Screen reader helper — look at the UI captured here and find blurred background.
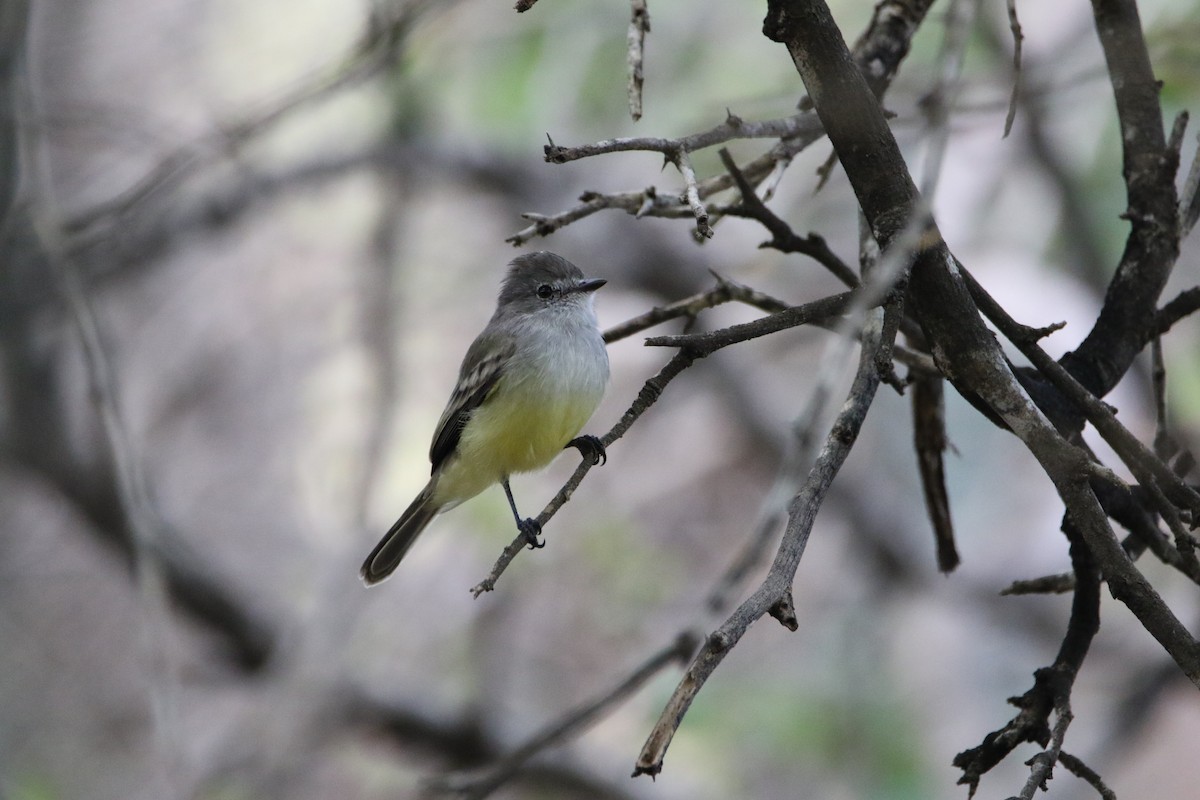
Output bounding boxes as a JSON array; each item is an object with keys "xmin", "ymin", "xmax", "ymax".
[{"xmin": 2, "ymin": 0, "xmax": 1199, "ymax": 798}]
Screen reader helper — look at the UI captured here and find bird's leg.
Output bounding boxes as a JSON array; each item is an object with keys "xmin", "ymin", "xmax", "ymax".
[
  {"xmin": 502, "ymin": 478, "xmax": 543, "ymax": 549},
  {"xmin": 566, "ymin": 435, "xmax": 607, "ymax": 466}
]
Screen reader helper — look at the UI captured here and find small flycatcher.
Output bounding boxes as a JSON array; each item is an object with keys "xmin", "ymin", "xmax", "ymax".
[{"xmin": 361, "ymin": 252, "xmax": 610, "ymax": 585}]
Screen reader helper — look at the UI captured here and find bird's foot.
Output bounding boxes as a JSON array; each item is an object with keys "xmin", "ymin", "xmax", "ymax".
[
  {"xmin": 566, "ymin": 435, "xmax": 607, "ymax": 466},
  {"xmin": 518, "ymin": 517, "xmax": 544, "ymax": 550}
]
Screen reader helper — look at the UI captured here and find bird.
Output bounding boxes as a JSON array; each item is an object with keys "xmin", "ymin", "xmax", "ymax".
[{"xmin": 360, "ymin": 251, "xmax": 610, "ymax": 585}]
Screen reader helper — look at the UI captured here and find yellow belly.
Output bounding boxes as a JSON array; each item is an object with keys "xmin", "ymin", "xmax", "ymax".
[{"xmin": 432, "ymin": 380, "xmax": 601, "ymax": 507}]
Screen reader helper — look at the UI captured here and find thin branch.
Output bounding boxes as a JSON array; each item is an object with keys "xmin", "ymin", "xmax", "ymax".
[
  {"xmin": 1150, "ymin": 337, "xmax": 1173, "ymax": 460},
  {"xmin": 636, "ymin": 204, "xmax": 921, "ymax": 775},
  {"xmin": 19, "ymin": 45, "xmax": 276, "ymax": 677},
  {"xmin": 1058, "ymin": 752, "xmax": 1119, "ymax": 800},
  {"xmin": 531, "ymin": 116, "xmax": 821, "ymax": 245},
  {"xmin": 1002, "ymin": 0, "xmax": 1025, "ymax": 137},
  {"xmin": 1002, "ymin": 573, "xmax": 1076, "ymax": 596},
  {"xmin": 915, "ymin": 0, "xmax": 976, "ymax": 198},
  {"xmin": 1154, "ymin": 286, "xmax": 1200, "ymax": 335},
  {"xmin": 912, "ymin": 371, "xmax": 959, "ymax": 571},
  {"xmin": 893, "ymin": 0, "xmax": 978, "ymax": 573},
  {"xmin": 343, "ymin": 684, "xmax": 646, "ymax": 800},
  {"xmin": 1100, "ymin": 480, "xmax": 1200, "ymax": 584},
  {"xmin": 427, "ymin": 633, "xmax": 696, "ymax": 799},
  {"xmin": 471, "ymin": 350, "xmax": 696, "ymax": 596},
  {"xmin": 508, "ymin": 190, "xmax": 627, "ymax": 245},
  {"xmin": 1017, "ymin": 701, "xmax": 1074, "ymax": 800},
  {"xmin": 673, "ymin": 147, "xmax": 712, "ymax": 238},
  {"xmin": 601, "ymin": 272, "xmax": 788, "ymax": 344},
  {"xmin": 635, "ymin": 300, "xmax": 892, "ymax": 777},
  {"xmin": 962, "ymin": 267, "xmax": 1200, "ymax": 522},
  {"xmin": 644, "ymin": 291, "xmax": 855, "ymax": 355},
  {"xmin": 542, "ymin": 113, "xmax": 819, "ymax": 165},
  {"xmin": 717, "ymin": 147, "xmax": 860, "ymax": 287},
  {"xmin": 626, "ymin": 0, "xmax": 650, "ymax": 122},
  {"xmin": 1179, "ymin": 130, "xmax": 1200, "ymax": 238}
]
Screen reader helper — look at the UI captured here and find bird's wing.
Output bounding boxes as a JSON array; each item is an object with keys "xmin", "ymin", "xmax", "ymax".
[{"xmin": 428, "ymin": 332, "xmax": 516, "ymax": 472}]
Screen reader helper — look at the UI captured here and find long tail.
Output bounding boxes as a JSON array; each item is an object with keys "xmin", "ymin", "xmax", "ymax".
[{"xmin": 360, "ymin": 482, "xmax": 440, "ymax": 585}]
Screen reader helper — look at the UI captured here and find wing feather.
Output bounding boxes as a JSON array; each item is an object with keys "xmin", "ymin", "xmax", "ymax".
[{"xmin": 428, "ymin": 333, "xmax": 515, "ymax": 472}]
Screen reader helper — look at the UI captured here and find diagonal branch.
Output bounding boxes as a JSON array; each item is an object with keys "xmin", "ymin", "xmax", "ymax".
[
  {"xmin": 635, "ymin": 298, "xmax": 892, "ymax": 777},
  {"xmin": 427, "ymin": 633, "xmax": 696, "ymax": 799},
  {"xmin": 717, "ymin": 146, "xmax": 860, "ymax": 287},
  {"xmin": 961, "ymin": 267, "xmax": 1200, "ymax": 521}
]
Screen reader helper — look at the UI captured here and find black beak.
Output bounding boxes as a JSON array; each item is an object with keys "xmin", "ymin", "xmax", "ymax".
[{"xmin": 574, "ymin": 278, "xmax": 606, "ymax": 293}]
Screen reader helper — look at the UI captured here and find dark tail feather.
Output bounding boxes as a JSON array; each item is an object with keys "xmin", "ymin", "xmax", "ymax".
[{"xmin": 360, "ymin": 484, "xmax": 439, "ymax": 585}]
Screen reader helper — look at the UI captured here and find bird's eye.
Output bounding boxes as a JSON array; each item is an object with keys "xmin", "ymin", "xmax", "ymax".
[{"xmin": 536, "ymin": 284, "xmax": 554, "ymax": 299}]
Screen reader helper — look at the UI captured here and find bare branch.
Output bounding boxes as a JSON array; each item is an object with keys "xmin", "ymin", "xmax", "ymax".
[
  {"xmin": 627, "ymin": 0, "xmax": 650, "ymax": 122},
  {"xmin": 1059, "ymin": 752, "xmax": 1119, "ymax": 800},
  {"xmin": 956, "ymin": 524, "xmax": 1100, "ymax": 796},
  {"xmin": 635, "ymin": 300, "xmax": 892, "ymax": 777},
  {"xmin": 601, "ymin": 273, "xmax": 788, "ymax": 344},
  {"xmin": 1179, "ymin": 129, "xmax": 1200, "ymax": 238},
  {"xmin": 427, "ymin": 633, "xmax": 696, "ymax": 799},
  {"xmin": 717, "ymin": 147, "xmax": 860, "ymax": 287},
  {"xmin": 1002, "ymin": 573, "xmax": 1076, "ymax": 596},
  {"xmin": 28, "ymin": 206, "xmax": 187, "ymax": 764},
  {"xmin": 1155, "ymin": 286, "xmax": 1200, "ymax": 335},
  {"xmin": 673, "ymin": 147, "xmax": 712, "ymax": 238},
  {"xmin": 343, "ymin": 683, "xmax": 646, "ymax": 800},
  {"xmin": 912, "ymin": 372, "xmax": 959, "ymax": 572},
  {"xmin": 1002, "ymin": 0, "xmax": 1025, "ymax": 137},
  {"xmin": 763, "ymin": 0, "xmax": 1200, "ymax": 693},
  {"xmin": 512, "ymin": 0, "xmax": 937, "ymax": 244},
  {"xmin": 542, "ymin": 113, "xmax": 819, "ymax": 164},
  {"xmin": 1017, "ymin": 700, "xmax": 1074, "ymax": 800},
  {"xmin": 962, "ymin": 268, "xmax": 1200, "ymax": 522},
  {"xmin": 1060, "ymin": 0, "xmax": 1181, "ymax": 397},
  {"xmin": 645, "ymin": 291, "xmax": 854, "ymax": 355},
  {"xmin": 915, "ymin": 0, "xmax": 977, "ymax": 197}
]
